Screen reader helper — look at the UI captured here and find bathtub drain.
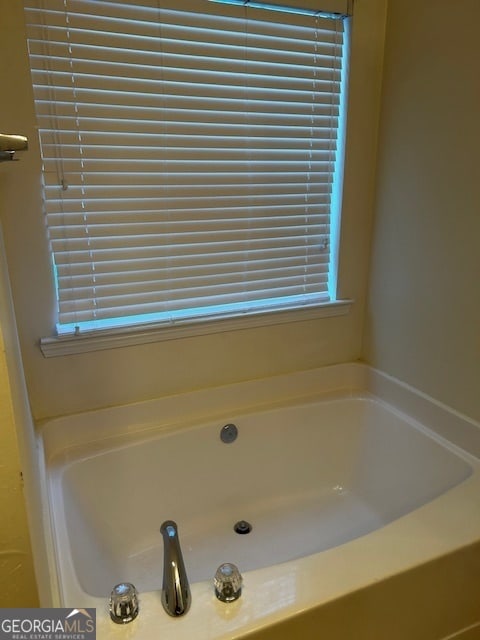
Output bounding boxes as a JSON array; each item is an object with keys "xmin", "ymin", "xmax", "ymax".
[{"xmin": 234, "ymin": 520, "xmax": 252, "ymax": 535}]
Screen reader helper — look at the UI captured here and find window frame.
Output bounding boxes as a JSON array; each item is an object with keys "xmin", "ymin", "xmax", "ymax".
[{"xmin": 22, "ymin": 0, "xmax": 356, "ymax": 356}]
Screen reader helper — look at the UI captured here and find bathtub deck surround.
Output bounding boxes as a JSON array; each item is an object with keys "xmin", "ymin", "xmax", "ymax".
[{"xmin": 35, "ymin": 363, "xmax": 480, "ymax": 640}]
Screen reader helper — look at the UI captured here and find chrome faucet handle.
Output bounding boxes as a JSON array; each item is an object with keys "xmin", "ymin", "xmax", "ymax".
[
  {"xmin": 109, "ymin": 582, "xmax": 139, "ymax": 624},
  {"xmin": 214, "ymin": 563, "xmax": 243, "ymax": 602}
]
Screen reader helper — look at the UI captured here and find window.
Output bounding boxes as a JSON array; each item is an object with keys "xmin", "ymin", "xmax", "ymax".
[{"xmin": 23, "ymin": 0, "xmax": 351, "ymax": 341}]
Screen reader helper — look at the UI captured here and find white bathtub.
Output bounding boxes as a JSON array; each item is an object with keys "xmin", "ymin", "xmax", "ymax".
[{"xmin": 38, "ymin": 364, "xmax": 480, "ymax": 639}]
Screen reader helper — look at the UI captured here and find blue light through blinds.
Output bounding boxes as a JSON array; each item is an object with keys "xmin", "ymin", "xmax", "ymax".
[{"xmin": 24, "ymin": 0, "xmax": 348, "ymax": 336}]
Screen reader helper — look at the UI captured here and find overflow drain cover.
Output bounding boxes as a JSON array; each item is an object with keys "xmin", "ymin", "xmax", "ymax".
[
  {"xmin": 220, "ymin": 423, "xmax": 238, "ymax": 444},
  {"xmin": 234, "ymin": 520, "xmax": 252, "ymax": 535}
]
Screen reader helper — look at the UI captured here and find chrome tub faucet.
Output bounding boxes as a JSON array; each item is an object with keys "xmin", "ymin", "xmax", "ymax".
[{"xmin": 160, "ymin": 520, "xmax": 191, "ymax": 616}]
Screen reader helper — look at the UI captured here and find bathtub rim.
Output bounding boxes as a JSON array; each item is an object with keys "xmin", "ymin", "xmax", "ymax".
[{"xmin": 37, "ymin": 362, "xmax": 480, "ymax": 465}]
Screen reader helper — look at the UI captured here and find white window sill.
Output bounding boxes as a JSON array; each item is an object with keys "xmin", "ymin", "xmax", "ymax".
[{"xmin": 39, "ymin": 299, "xmax": 353, "ymax": 358}]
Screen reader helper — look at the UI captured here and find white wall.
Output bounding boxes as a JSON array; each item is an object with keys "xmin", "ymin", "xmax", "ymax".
[
  {"xmin": 0, "ymin": 1, "xmax": 387, "ymax": 420},
  {"xmin": 364, "ymin": 0, "xmax": 480, "ymax": 421}
]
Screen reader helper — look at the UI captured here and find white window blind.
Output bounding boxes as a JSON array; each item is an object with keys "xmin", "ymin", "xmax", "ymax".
[{"xmin": 23, "ymin": 0, "xmax": 349, "ymax": 337}]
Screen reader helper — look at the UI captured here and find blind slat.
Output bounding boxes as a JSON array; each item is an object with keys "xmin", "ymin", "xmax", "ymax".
[
  {"xmin": 57, "ymin": 246, "xmax": 328, "ymax": 278},
  {"xmin": 52, "ymin": 236, "xmax": 330, "ymax": 267}
]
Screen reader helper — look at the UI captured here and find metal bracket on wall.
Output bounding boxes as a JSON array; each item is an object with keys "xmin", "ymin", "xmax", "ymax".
[{"xmin": 0, "ymin": 133, "xmax": 28, "ymax": 162}]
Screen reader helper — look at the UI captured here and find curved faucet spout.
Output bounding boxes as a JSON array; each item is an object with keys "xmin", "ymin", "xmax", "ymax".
[{"xmin": 160, "ymin": 520, "xmax": 191, "ymax": 616}]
